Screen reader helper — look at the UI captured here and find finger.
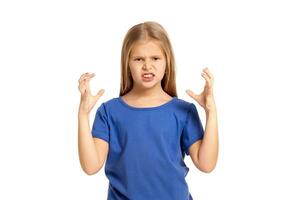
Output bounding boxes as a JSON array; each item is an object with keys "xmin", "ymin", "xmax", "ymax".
[
  {"xmin": 79, "ymin": 75, "xmax": 94, "ymax": 90},
  {"xmin": 79, "ymin": 77, "xmax": 88, "ymax": 90},
  {"xmin": 202, "ymin": 72, "xmax": 212, "ymax": 88},
  {"xmin": 84, "ymin": 78, "xmax": 92, "ymax": 93},
  {"xmin": 84, "ymin": 74, "xmax": 95, "ymax": 85},
  {"xmin": 202, "ymin": 68, "xmax": 211, "ymax": 79},
  {"xmin": 84, "ymin": 73, "xmax": 96, "ymax": 92},
  {"xmin": 81, "ymin": 73, "xmax": 95, "ymax": 82},
  {"xmin": 78, "ymin": 72, "xmax": 89, "ymax": 83},
  {"xmin": 203, "ymin": 67, "xmax": 214, "ymax": 79},
  {"xmin": 79, "ymin": 72, "xmax": 89, "ymax": 79},
  {"xmin": 185, "ymin": 89, "xmax": 198, "ymax": 100},
  {"xmin": 95, "ymin": 89, "xmax": 105, "ymax": 99},
  {"xmin": 201, "ymin": 72, "xmax": 212, "ymax": 88},
  {"xmin": 78, "ymin": 73, "xmax": 95, "ymax": 83}
]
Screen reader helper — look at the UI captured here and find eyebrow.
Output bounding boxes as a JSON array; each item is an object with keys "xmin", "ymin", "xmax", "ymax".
[{"xmin": 131, "ymin": 55, "xmax": 162, "ymax": 58}]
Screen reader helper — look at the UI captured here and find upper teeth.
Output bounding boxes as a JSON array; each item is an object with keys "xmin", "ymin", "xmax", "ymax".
[{"xmin": 143, "ymin": 74, "xmax": 153, "ymax": 77}]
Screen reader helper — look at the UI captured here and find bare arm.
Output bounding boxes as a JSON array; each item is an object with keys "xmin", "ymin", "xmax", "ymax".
[
  {"xmin": 77, "ymin": 72, "xmax": 107, "ymax": 175},
  {"xmin": 189, "ymin": 109, "xmax": 218, "ymax": 173},
  {"xmin": 198, "ymin": 109, "xmax": 218, "ymax": 172},
  {"xmin": 186, "ymin": 67, "xmax": 219, "ymax": 173},
  {"xmin": 78, "ymin": 112, "xmax": 108, "ymax": 175}
]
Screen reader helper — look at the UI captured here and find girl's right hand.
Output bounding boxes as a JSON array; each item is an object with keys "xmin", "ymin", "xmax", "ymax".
[{"xmin": 78, "ymin": 72, "xmax": 105, "ymax": 115}]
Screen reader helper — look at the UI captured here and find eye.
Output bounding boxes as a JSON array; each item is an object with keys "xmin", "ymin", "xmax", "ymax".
[
  {"xmin": 153, "ymin": 57, "xmax": 160, "ymax": 61},
  {"xmin": 134, "ymin": 58, "xmax": 142, "ymax": 61}
]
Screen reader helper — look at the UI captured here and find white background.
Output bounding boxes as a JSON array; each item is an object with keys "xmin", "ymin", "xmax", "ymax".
[{"xmin": 1, "ymin": 0, "xmax": 299, "ymax": 199}]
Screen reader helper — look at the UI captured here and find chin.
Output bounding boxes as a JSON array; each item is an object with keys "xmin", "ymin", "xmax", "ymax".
[{"xmin": 139, "ymin": 80, "xmax": 160, "ymax": 88}]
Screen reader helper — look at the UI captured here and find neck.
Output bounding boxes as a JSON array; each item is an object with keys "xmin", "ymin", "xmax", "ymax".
[{"xmin": 129, "ymin": 83, "xmax": 165, "ymax": 99}]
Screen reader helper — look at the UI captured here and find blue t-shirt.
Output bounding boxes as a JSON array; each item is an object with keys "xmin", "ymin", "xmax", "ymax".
[{"xmin": 91, "ymin": 96, "xmax": 204, "ymax": 200}]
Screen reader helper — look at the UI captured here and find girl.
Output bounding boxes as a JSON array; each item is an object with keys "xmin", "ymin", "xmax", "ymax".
[{"xmin": 78, "ymin": 21, "xmax": 218, "ymax": 200}]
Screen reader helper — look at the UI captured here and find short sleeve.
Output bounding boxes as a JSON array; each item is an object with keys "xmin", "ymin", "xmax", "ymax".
[
  {"xmin": 91, "ymin": 103, "xmax": 110, "ymax": 143},
  {"xmin": 181, "ymin": 103, "xmax": 204, "ymax": 156}
]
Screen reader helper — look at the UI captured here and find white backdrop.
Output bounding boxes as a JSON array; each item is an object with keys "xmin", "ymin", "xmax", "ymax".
[{"xmin": 0, "ymin": 0, "xmax": 299, "ymax": 199}]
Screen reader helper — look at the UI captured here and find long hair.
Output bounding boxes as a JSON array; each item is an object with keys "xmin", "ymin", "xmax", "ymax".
[{"xmin": 119, "ymin": 21, "xmax": 178, "ymax": 97}]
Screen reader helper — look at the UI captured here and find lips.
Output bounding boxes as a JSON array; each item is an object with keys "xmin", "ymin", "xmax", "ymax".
[{"xmin": 141, "ymin": 73, "xmax": 155, "ymax": 78}]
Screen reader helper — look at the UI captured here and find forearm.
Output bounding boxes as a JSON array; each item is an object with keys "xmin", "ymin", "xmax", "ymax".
[
  {"xmin": 78, "ymin": 111, "xmax": 100, "ymax": 174},
  {"xmin": 198, "ymin": 109, "xmax": 219, "ymax": 172}
]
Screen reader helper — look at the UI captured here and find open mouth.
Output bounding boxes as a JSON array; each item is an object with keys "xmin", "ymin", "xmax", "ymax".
[
  {"xmin": 141, "ymin": 73, "xmax": 155, "ymax": 81},
  {"xmin": 142, "ymin": 73, "xmax": 155, "ymax": 78}
]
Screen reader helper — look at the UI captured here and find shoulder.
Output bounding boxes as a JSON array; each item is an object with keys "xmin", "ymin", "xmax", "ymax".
[
  {"xmin": 173, "ymin": 97, "xmax": 194, "ymax": 111},
  {"xmin": 170, "ymin": 97, "xmax": 197, "ymax": 120},
  {"xmin": 101, "ymin": 97, "xmax": 119, "ymax": 106},
  {"xmin": 95, "ymin": 97, "xmax": 119, "ymax": 113}
]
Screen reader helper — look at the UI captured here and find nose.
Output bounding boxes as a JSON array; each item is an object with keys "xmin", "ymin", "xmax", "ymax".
[{"xmin": 142, "ymin": 59, "xmax": 152, "ymax": 70}]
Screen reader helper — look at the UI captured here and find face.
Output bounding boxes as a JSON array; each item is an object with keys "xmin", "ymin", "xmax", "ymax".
[{"xmin": 128, "ymin": 40, "xmax": 167, "ymax": 90}]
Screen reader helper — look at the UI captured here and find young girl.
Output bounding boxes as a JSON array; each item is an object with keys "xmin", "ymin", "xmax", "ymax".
[{"xmin": 78, "ymin": 21, "xmax": 218, "ymax": 200}]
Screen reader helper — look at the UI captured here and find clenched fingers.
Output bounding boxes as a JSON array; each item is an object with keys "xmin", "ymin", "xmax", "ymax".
[
  {"xmin": 78, "ymin": 73, "xmax": 95, "ymax": 83},
  {"xmin": 78, "ymin": 72, "xmax": 89, "ymax": 83},
  {"xmin": 83, "ymin": 74, "xmax": 96, "ymax": 93},
  {"xmin": 203, "ymin": 67, "xmax": 214, "ymax": 80}
]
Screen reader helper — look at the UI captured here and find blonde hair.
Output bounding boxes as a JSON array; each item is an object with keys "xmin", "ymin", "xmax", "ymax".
[{"xmin": 119, "ymin": 21, "xmax": 178, "ymax": 97}]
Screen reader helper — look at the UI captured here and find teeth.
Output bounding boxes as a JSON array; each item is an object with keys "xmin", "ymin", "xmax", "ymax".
[{"xmin": 143, "ymin": 74, "xmax": 154, "ymax": 78}]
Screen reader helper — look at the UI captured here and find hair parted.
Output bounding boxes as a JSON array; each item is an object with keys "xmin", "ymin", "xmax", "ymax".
[{"xmin": 119, "ymin": 21, "xmax": 177, "ymax": 97}]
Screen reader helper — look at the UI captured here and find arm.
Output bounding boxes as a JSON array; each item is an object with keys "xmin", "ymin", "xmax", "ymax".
[
  {"xmin": 186, "ymin": 67, "xmax": 219, "ymax": 173},
  {"xmin": 189, "ymin": 109, "xmax": 218, "ymax": 173},
  {"xmin": 78, "ymin": 112, "xmax": 108, "ymax": 175},
  {"xmin": 77, "ymin": 72, "xmax": 108, "ymax": 175}
]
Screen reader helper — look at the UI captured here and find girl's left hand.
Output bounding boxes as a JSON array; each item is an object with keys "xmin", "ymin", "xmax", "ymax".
[{"xmin": 186, "ymin": 67, "xmax": 216, "ymax": 113}]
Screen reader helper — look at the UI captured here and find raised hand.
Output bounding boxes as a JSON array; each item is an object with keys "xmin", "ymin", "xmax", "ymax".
[
  {"xmin": 78, "ymin": 72, "xmax": 105, "ymax": 115},
  {"xmin": 186, "ymin": 67, "xmax": 216, "ymax": 113}
]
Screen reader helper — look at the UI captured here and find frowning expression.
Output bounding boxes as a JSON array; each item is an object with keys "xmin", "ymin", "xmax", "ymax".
[{"xmin": 129, "ymin": 40, "xmax": 166, "ymax": 88}]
